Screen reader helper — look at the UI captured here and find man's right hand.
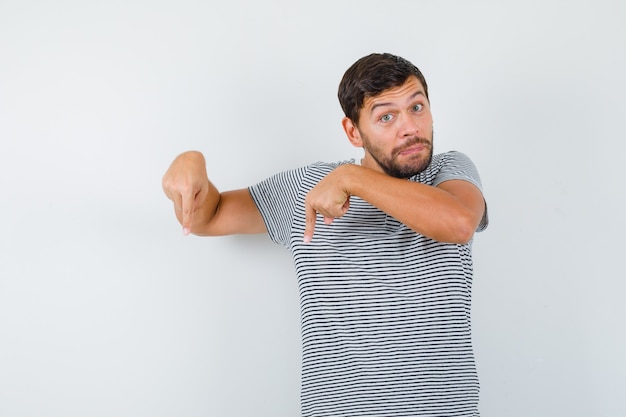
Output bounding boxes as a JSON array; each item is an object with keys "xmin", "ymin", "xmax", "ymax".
[{"xmin": 162, "ymin": 151, "xmax": 210, "ymax": 235}]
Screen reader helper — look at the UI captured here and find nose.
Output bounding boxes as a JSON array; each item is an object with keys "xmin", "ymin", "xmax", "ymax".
[{"xmin": 399, "ymin": 113, "xmax": 419, "ymax": 137}]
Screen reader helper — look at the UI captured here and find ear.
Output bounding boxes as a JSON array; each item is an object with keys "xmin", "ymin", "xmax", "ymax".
[{"xmin": 341, "ymin": 117, "xmax": 363, "ymax": 148}]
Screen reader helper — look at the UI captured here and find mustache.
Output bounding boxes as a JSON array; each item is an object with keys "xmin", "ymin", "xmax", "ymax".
[{"xmin": 393, "ymin": 137, "xmax": 431, "ymax": 154}]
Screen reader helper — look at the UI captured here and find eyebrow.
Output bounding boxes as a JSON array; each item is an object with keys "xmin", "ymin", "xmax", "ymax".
[{"xmin": 369, "ymin": 90, "xmax": 426, "ymax": 113}]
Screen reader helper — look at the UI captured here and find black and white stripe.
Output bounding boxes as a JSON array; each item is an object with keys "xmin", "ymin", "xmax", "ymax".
[{"xmin": 249, "ymin": 151, "xmax": 487, "ymax": 417}]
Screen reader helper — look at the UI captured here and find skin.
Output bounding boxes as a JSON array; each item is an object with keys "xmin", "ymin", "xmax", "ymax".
[{"xmin": 162, "ymin": 76, "xmax": 485, "ymax": 244}]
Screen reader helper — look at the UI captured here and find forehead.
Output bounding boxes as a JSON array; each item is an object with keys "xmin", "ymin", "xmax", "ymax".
[{"xmin": 362, "ymin": 76, "xmax": 426, "ymax": 111}]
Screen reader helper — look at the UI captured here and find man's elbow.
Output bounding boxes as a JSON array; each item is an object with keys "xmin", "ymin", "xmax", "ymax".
[
  {"xmin": 452, "ymin": 227, "xmax": 475, "ymax": 245},
  {"xmin": 409, "ymin": 210, "xmax": 478, "ymax": 244},
  {"xmin": 450, "ymin": 213, "xmax": 477, "ymax": 244},
  {"xmin": 413, "ymin": 220, "xmax": 475, "ymax": 245}
]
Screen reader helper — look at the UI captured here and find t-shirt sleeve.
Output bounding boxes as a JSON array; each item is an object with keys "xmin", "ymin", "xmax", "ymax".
[
  {"xmin": 248, "ymin": 166, "xmax": 307, "ymax": 247},
  {"xmin": 432, "ymin": 151, "xmax": 489, "ymax": 232}
]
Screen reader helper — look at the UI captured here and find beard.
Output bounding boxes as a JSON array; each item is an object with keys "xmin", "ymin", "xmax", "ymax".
[{"xmin": 361, "ymin": 131, "xmax": 434, "ymax": 179}]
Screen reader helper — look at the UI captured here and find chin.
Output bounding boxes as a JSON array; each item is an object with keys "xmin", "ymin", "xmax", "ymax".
[{"xmin": 386, "ymin": 155, "xmax": 432, "ymax": 178}]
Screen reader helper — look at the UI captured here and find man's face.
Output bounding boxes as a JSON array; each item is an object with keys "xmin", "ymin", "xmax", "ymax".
[{"xmin": 346, "ymin": 76, "xmax": 434, "ymax": 178}]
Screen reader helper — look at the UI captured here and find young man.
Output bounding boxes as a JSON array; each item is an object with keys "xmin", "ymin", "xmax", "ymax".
[{"xmin": 163, "ymin": 53, "xmax": 488, "ymax": 416}]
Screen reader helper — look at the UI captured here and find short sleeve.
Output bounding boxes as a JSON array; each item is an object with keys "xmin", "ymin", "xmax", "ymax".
[{"xmin": 432, "ymin": 151, "xmax": 488, "ymax": 232}]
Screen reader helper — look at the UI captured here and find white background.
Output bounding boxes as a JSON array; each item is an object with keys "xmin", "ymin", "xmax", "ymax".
[{"xmin": 1, "ymin": 1, "xmax": 625, "ymax": 416}]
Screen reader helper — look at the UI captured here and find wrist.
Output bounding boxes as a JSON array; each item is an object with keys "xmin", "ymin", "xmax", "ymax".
[{"xmin": 339, "ymin": 163, "xmax": 362, "ymax": 196}]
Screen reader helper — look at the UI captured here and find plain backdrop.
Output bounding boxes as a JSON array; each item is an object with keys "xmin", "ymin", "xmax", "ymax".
[{"xmin": 1, "ymin": 1, "xmax": 625, "ymax": 416}]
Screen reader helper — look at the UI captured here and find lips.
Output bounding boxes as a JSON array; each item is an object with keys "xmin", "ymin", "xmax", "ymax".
[
  {"xmin": 399, "ymin": 144, "xmax": 425, "ymax": 155},
  {"xmin": 396, "ymin": 139, "xmax": 430, "ymax": 156}
]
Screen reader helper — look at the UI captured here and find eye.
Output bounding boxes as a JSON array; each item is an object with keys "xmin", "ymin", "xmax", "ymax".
[
  {"xmin": 380, "ymin": 113, "xmax": 393, "ymax": 122},
  {"xmin": 412, "ymin": 103, "xmax": 424, "ymax": 112}
]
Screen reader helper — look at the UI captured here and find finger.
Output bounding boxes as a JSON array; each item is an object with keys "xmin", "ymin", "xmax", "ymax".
[
  {"xmin": 171, "ymin": 194, "xmax": 183, "ymax": 218},
  {"xmin": 303, "ymin": 204, "xmax": 317, "ymax": 243},
  {"xmin": 181, "ymin": 190, "xmax": 195, "ymax": 235}
]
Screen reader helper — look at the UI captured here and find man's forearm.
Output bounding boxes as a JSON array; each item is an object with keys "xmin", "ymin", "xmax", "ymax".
[{"xmin": 339, "ymin": 164, "xmax": 482, "ymax": 244}]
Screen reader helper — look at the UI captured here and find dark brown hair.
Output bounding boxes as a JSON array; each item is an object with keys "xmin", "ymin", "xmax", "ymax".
[{"xmin": 338, "ymin": 53, "xmax": 429, "ymax": 124}]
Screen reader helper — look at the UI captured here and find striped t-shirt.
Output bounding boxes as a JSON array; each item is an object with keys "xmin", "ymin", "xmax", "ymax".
[{"xmin": 248, "ymin": 151, "xmax": 488, "ymax": 417}]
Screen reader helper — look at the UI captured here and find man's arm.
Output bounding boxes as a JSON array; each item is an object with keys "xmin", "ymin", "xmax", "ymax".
[
  {"xmin": 162, "ymin": 151, "xmax": 266, "ymax": 236},
  {"xmin": 304, "ymin": 164, "xmax": 485, "ymax": 244}
]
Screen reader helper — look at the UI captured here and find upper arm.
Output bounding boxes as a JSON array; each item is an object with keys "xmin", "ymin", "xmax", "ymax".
[
  {"xmin": 436, "ymin": 179, "xmax": 486, "ymax": 232},
  {"xmin": 198, "ymin": 188, "xmax": 267, "ymax": 236}
]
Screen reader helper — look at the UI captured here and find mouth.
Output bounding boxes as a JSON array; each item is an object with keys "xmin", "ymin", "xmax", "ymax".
[
  {"xmin": 399, "ymin": 144, "xmax": 425, "ymax": 155},
  {"xmin": 396, "ymin": 139, "xmax": 430, "ymax": 157}
]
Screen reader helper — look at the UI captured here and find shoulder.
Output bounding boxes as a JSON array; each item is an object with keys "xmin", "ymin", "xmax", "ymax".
[
  {"xmin": 250, "ymin": 159, "xmax": 356, "ymax": 190},
  {"xmin": 307, "ymin": 159, "xmax": 355, "ymax": 174},
  {"xmin": 415, "ymin": 151, "xmax": 482, "ymax": 188},
  {"xmin": 276, "ymin": 159, "xmax": 354, "ymax": 181},
  {"xmin": 432, "ymin": 150, "xmax": 475, "ymax": 169}
]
